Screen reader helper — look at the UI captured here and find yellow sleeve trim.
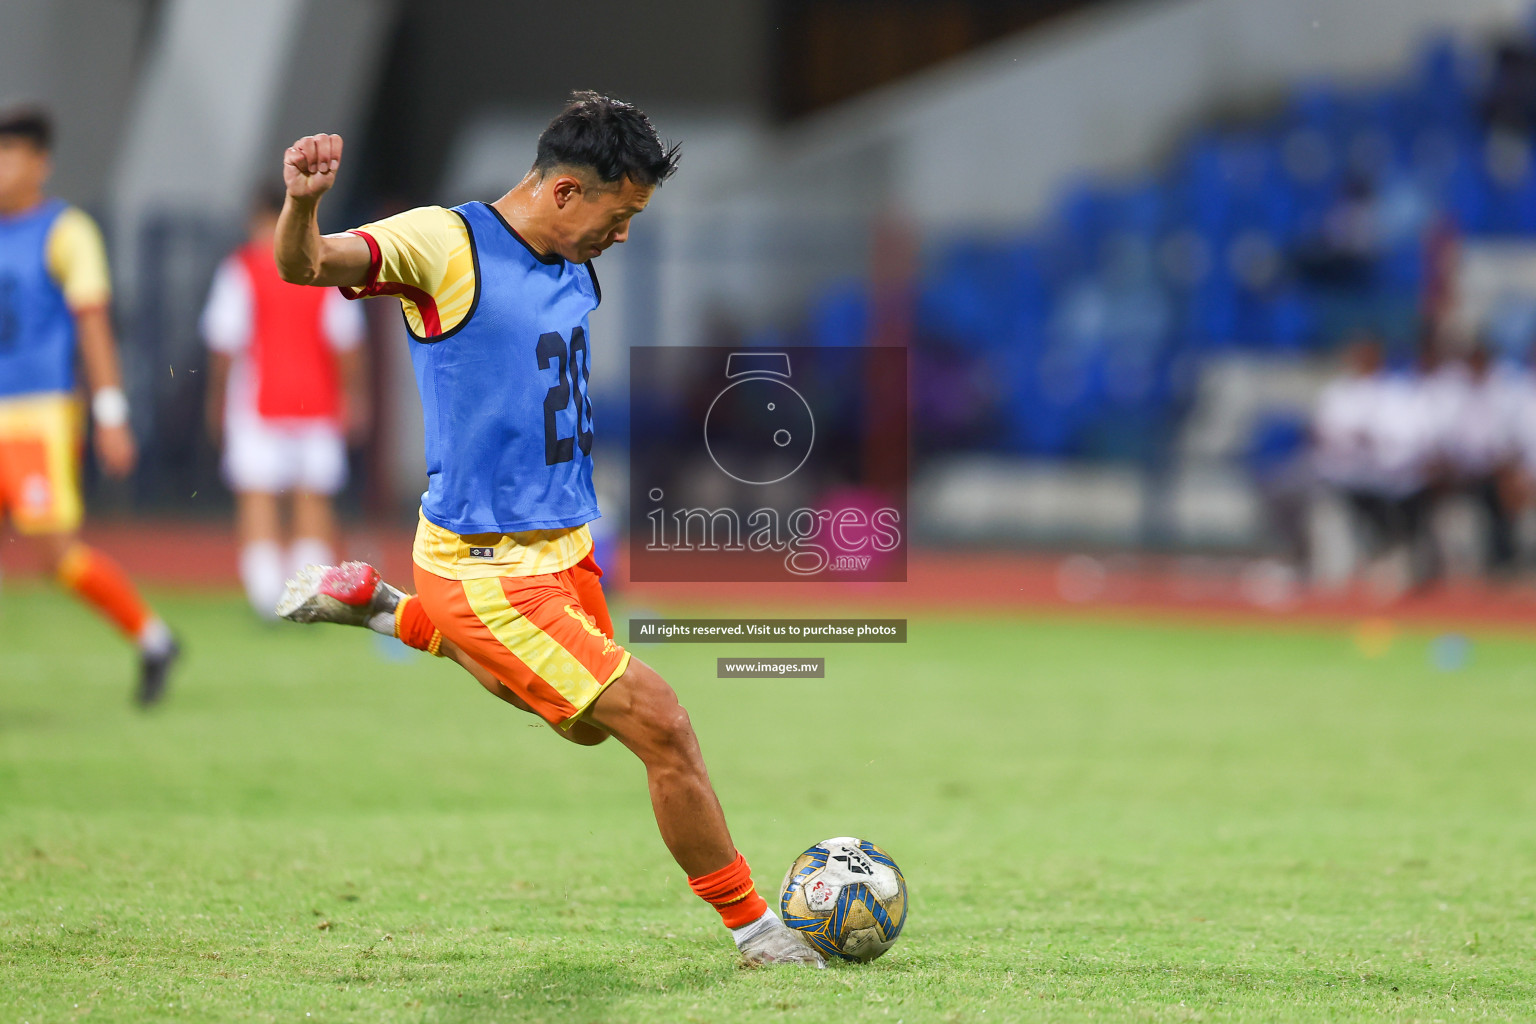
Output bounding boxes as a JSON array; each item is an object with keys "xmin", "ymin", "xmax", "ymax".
[
  {"xmin": 345, "ymin": 206, "xmax": 476, "ymax": 337},
  {"xmin": 45, "ymin": 207, "xmax": 111, "ymax": 311}
]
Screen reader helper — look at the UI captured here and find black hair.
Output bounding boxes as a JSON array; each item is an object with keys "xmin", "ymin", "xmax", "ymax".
[
  {"xmin": 533, "ymin": 91, "xmax": 679, "ymax": 188},
  {"xmin": 0, "ymin": 103, "xmax": 53, "ymax": 151}
]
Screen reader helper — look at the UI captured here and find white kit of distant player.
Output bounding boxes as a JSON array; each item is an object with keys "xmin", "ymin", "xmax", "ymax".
[
  {"xmin": 203, "ymin": 259, "xmax": 361, "ymax": 490},
  {"xmin": 201, "ymin": 194, "xmax": 366, "ymax": 617}
]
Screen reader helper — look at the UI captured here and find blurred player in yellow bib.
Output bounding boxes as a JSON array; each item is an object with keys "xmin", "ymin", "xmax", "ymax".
[{"xmin": 0, "ymin": 105, "xmax": 178, "ymax": 705}]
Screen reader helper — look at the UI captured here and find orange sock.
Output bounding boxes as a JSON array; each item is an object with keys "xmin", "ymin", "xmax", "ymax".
[
  {"xmin": 57, "ymin": 543, "xmax": 153, "ymax": 642},
  {"xmin": 689, "ymin": 851, "xmax": 769, "ymax": 928},
  {"xmin": 394, "ymin": 595, "xmax": 444, "ymax": 656}
]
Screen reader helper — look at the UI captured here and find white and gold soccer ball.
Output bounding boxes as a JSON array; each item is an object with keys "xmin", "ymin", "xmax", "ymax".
[{"xmin": 779, "ymin": 836, "xmax": 907, "ymax": 961}]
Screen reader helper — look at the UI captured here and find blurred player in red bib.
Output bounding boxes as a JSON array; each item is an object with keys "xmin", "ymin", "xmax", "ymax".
[
  {"xmin": 270, "ymin": 93, "xmax": 823, "ymax": 967},
  {"xmin": 0, "ymin": 105, "xmax": 177, "ymax": 705},
  {"xmin": 201, "ymin": 189, "xmax": 366, "ymax": 618}
]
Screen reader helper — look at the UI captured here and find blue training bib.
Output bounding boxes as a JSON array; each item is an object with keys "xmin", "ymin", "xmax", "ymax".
[
  {"xmin": 410, "ymin": 201, "xmax": 602, "ymax": 534},
  {"xmin": 0, "ymin": 199, "xmax": 76, "ymax": 399}
]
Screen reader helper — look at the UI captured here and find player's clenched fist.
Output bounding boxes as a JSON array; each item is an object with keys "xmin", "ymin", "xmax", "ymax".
[{"xmin": 283, "ymin": 134, "xmax": 344, "ymax": 200}]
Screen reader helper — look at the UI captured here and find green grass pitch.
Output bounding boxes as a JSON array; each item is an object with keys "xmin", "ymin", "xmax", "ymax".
[{"xmin": 5, "ymin": 583, "xmax": 1536, "ymax": 1022}]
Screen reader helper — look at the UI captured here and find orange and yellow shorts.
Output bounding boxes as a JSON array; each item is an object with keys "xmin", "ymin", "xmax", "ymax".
[
  {"xmin": 0, "ymin": 393, "xmax": 83, "ymax": 535},
  {"xmin": 414, "ymin": 551, "xmax": 631, "ymax": 729}
]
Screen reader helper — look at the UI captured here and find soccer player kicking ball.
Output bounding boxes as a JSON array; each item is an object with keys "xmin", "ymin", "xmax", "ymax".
[
  {"xmin": 271, "ymin": 92, "xmax": 823, "ymax": 968},
  {"xmin": 0, "ymin": 105, "xmax": 178, "ymax": 705}
]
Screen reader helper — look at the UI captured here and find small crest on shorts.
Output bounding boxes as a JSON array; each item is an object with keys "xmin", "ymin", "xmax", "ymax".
[{"xmin": 468, "ymin": 546, "xmax": 495, "ymax": 558}]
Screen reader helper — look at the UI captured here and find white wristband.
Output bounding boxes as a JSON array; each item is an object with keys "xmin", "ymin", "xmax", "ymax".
[{"xmin": 92, "ymin": 386, "xmax": 130, "ymax": 428}]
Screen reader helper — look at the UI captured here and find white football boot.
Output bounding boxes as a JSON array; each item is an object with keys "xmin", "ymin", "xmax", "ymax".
[
  {"xmin": 735, "ymin": 914, "xmax": 827, "ymax": 968},
  {"xmin": 276, "ymin": 561, "xmax": 404, "ymax": 632}
]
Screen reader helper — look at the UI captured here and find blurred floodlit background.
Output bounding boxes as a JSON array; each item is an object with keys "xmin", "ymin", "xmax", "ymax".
[{"xmin": 10, "ymin": 0, "xmax": 1536, "ymax": 606}]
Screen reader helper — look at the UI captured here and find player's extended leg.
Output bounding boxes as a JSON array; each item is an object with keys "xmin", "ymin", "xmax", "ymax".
[
  {"xmin": 45, "ymin": 531, "xmax": 178, "ymax": 706},
  {"xmin": 235, "ymin": 490, "xmax": 286, "ymax": 619},
  {"xmin": 275, "ymin": 561, "xmax": 606, "ymax": 745},
  {"xmin": 407, "ymin": 562, "xmax": 822, "ymax": 966},
  {"xmin": 437, "ymin": 638, "xmax": 611, "ymax": 746},
  {"xmin": 276, "ymin": 560, "xmax": 821, "ymax": 965},
  {"xmin": 582, "ymin": 658, "xmax": 734, "ymax": 873},
  {"xmin": 582, "ymin": 657, "xmax": 822, "ymax": 966},
  {"xmin": 0, "ymin": 413, "xmax": 177, "ymax": 705}
]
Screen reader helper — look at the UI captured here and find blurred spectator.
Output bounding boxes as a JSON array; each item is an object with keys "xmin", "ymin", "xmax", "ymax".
[
  {"xmin": 1313, "ymin": 333, "xmax": 1436, "ymax": 588},
  {"xmin": 201, "ymin": 187, "xmax": 368, "ymax": 619},
  {"xmin": 1312, "ymin": 329, "xmax": 1536, "ymax": 589},
  {"xmin": 1505, "ymin": 348, "xmax": 1536, "ymax": 540},
  {"xmin": 1296, "ymin": 174, "xmax": 1383, "ymax": 290},
  {"xmin": 1423, "ymin": 345, "xmax": 1525, "ymax": 575},
  {"xmin": 1246, "ymin": 411, "xmax": 1312, "ymax": 578},
  {"xmin": 1314, "ymin": 334, "xmax": 1384, "ymax": 502},
  {"xmin": 1480, "ymin": 39, "xmax": 1536, "ymax": 139}
]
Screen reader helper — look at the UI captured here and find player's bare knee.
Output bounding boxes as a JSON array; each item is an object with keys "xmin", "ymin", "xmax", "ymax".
[
  {"xmin": 594, "ymin": 662, "xmax": 695, "ymax": 759},
  {"xmin": 627, "ymin": 671, "xmax": 695, "ymax": 755},
  {"xmin": 650, "ymin": 703, "xmax": 695, "ymax": 755}
]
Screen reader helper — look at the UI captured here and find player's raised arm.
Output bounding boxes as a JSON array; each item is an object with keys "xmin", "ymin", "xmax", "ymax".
[{"xmin": 274, "ymin": 134, "xmax": 371, "ymax": 288}]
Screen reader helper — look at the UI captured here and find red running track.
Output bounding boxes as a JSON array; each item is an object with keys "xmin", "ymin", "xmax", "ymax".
[{"xmin": 7, "ymin": 522, "xmax": 1536, "ymax": 632}]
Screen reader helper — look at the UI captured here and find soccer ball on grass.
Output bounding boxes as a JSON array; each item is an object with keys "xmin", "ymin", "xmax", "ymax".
[{"xmin": 779, "ymin": 836, "xmax": 907, "ymax": 961}]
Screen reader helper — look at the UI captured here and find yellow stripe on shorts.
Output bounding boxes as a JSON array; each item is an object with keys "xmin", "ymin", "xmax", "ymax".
[
  {"xmin": 460, "ymin": 576, "xmax": 605, "ymax": 722},
  {"xmin": 0, "ymin": 391, "xmax": 83, "ymax": 534}
]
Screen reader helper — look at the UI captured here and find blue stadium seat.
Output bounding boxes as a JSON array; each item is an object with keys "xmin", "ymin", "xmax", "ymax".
[
  {"xmin": 806, "ymin": 281, "xmax": 870, "ymax": 347},
  {"xmin": 851, "ymin": 20, "xmax": 1536, "ymax": 463},
  {"xmin": 1445, "ymin": 155, "xmax": 1492, "ymax": 233},
  {"xmin": 1267, "ymin": 288, "xmax": 1318, "ymax": 351}
]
